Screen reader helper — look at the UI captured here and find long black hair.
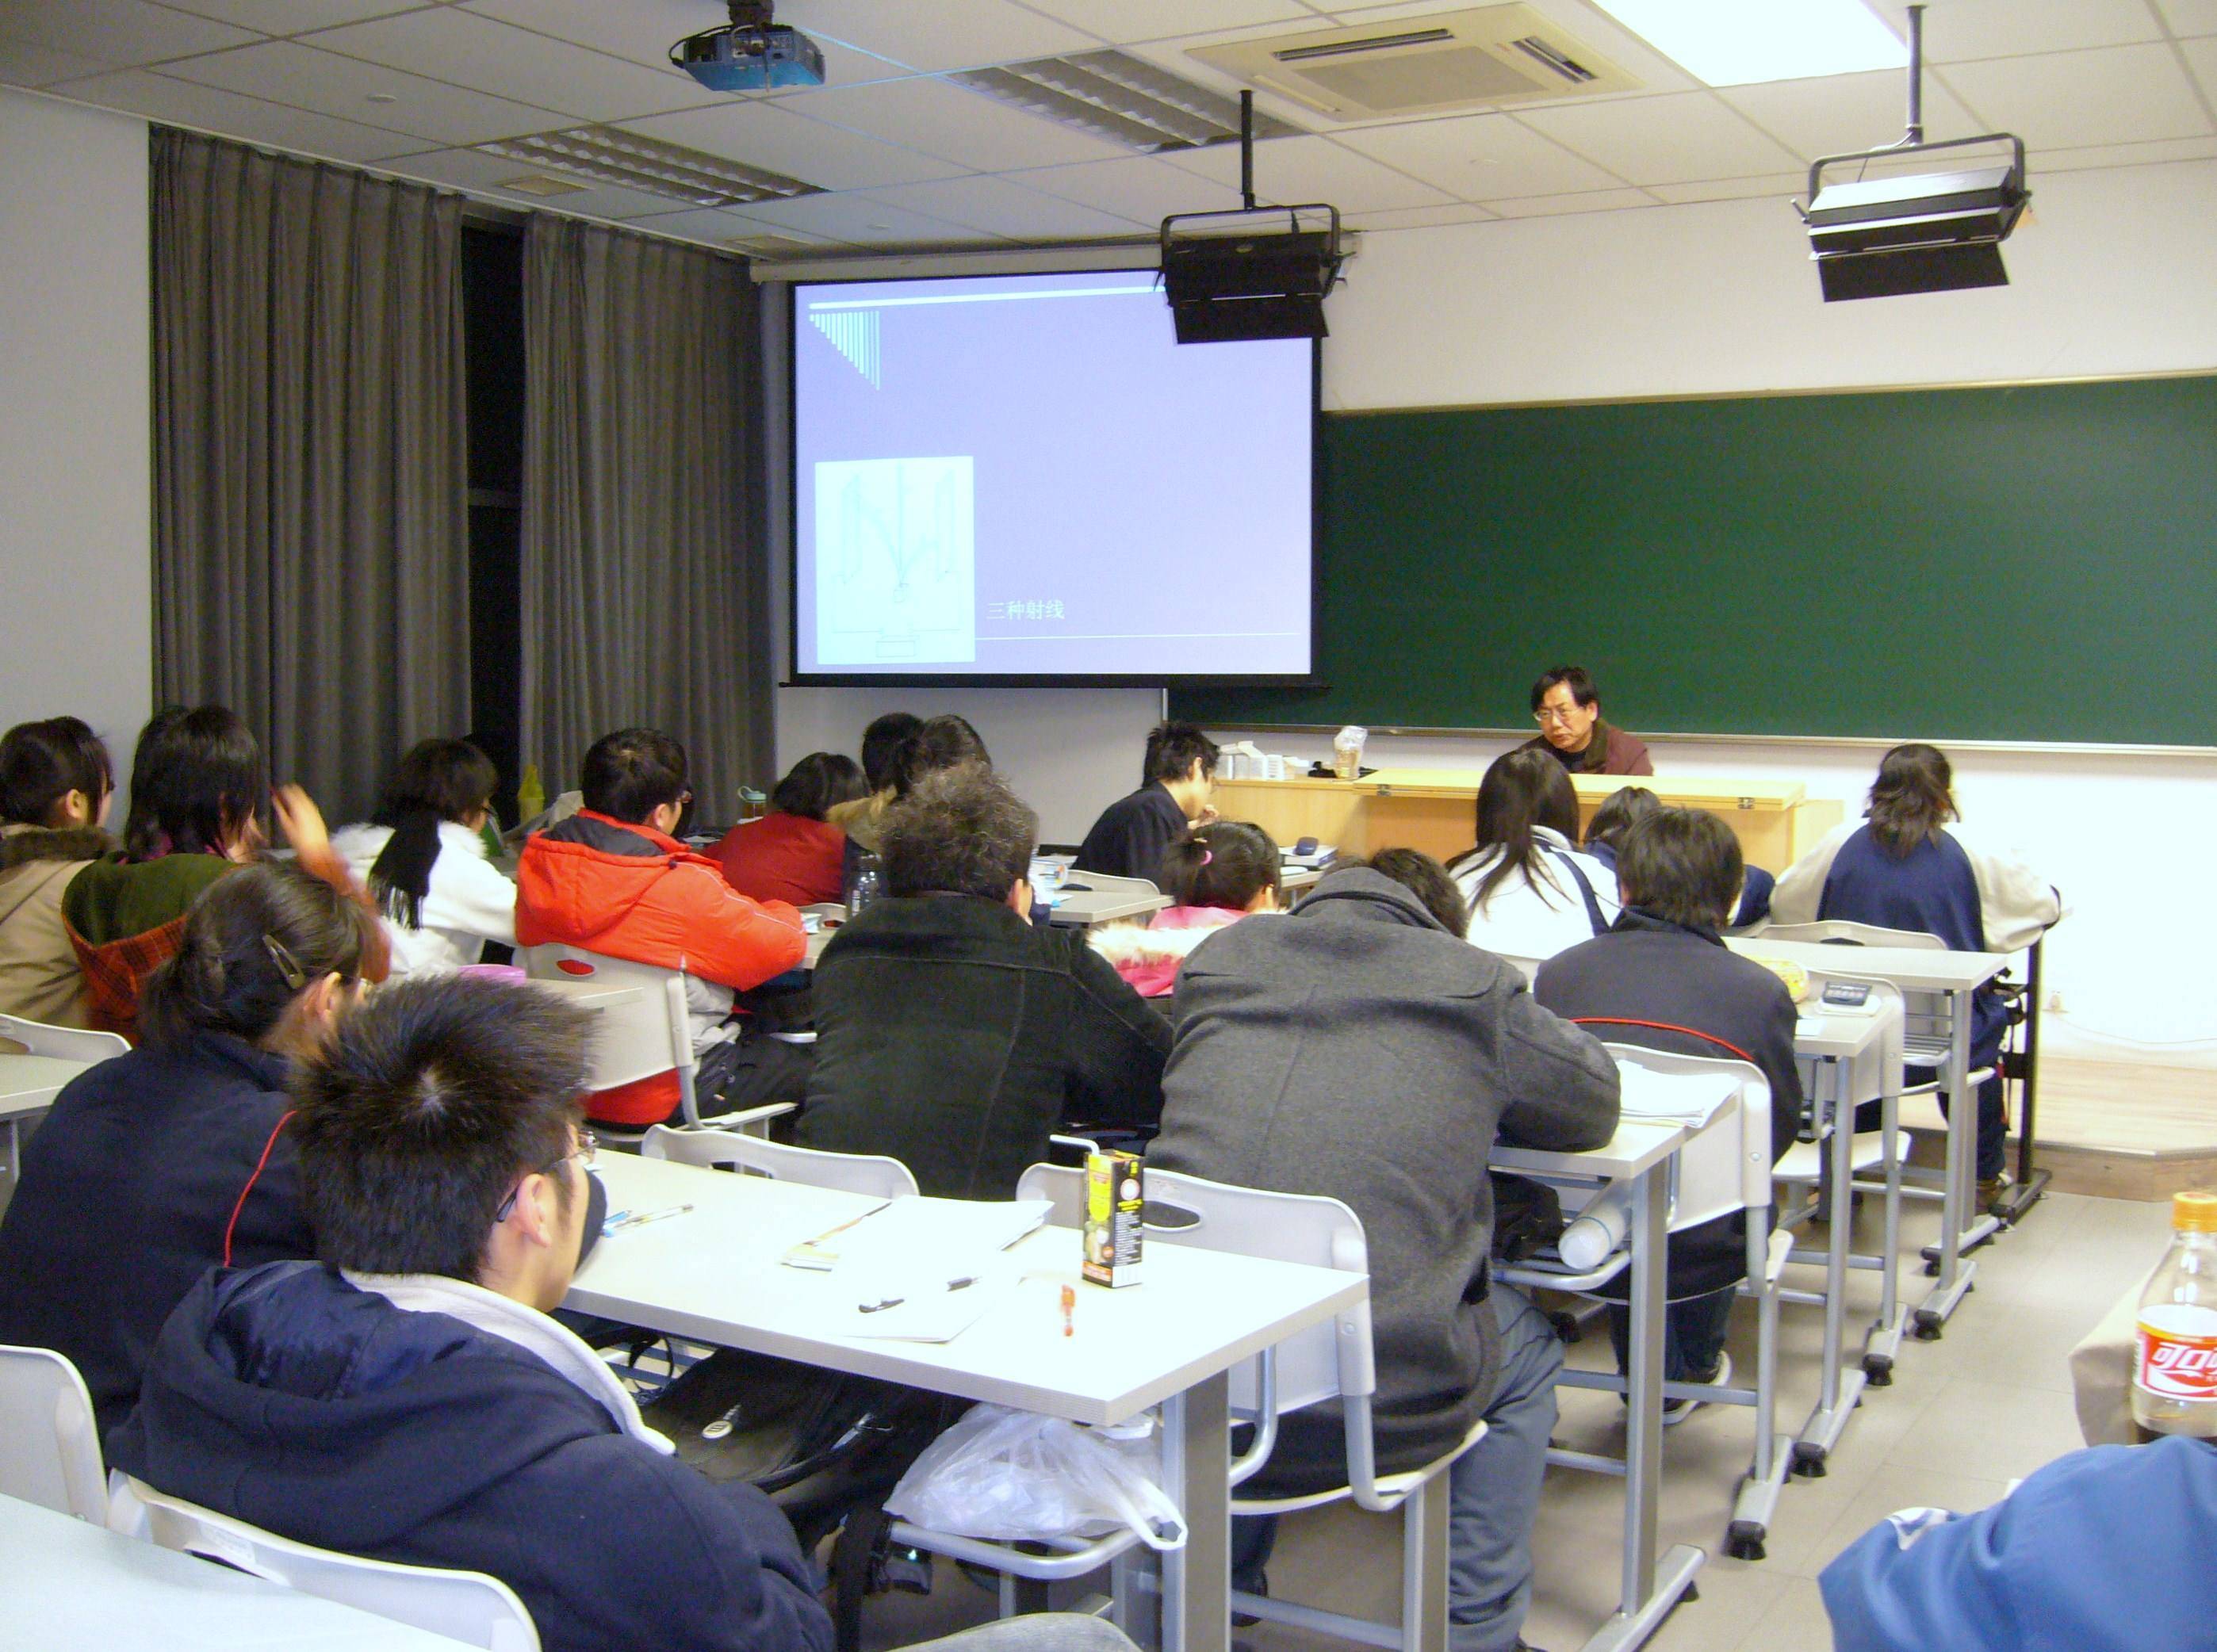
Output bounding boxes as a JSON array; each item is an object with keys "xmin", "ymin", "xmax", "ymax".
[
  {"xmin": 367, "ymin": 739, "xmax": 498, "ymax": 930},
  {"xmin": 123, "ymin": 705, "xmax": 264, "ymax": 861},
  {"xmin": 1449, "ymin": 748, "xmax": 1580, "ymax": 912}
]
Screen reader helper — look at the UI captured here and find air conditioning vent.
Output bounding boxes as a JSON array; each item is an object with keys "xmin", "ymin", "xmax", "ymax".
[{"xmin": 1190, "ymin": 5, "xmax": 1638, "ymax": 121}]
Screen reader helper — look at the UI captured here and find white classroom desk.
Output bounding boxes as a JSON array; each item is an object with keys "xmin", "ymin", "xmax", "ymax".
[
  {"xmin": 570, "ymin": 1153, "xmax": 1365, "ymax": 1652},
  {"xmin": 1494, "ymin": 1118, "xmax": 1700, "ymax": 1652},
  {"xmin": 1, "ymin": 1054, "xmax": 93, "ymax": 1184},
  {"xmin": 0, "ymin": 1490, "xmax": 472, "ymax": 1649},
  {"xmin": 1779, "ymin": 987, "xmax": 1906, "ymax": 1477},
  {"xmin": 1728, "ymin": 936, "xmax": 2006, "ymax": 1335}
]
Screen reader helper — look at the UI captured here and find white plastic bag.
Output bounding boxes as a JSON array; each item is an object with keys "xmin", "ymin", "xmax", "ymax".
[{"xmin": 884, "ymin": 1403, "xmax": 1188, "ymax": 1551}]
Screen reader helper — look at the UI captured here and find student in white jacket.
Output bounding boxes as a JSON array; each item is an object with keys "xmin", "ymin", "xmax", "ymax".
[
  {"xmin": 332, "ymin": 739, "xmax": 517, "ymax": 977},
  {"xmin": 1448, "ymin": 748, "xmax": 1620, "ymax": 971}
]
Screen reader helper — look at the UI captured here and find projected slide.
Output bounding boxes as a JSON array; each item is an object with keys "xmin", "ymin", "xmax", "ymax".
[
  {"xmin": 791, "ymin": 270, "xmax": 1313, "ymax": 683},
  {"xmin": 815, "ymin": 457, "xmax": 975, "ymax": 664}
]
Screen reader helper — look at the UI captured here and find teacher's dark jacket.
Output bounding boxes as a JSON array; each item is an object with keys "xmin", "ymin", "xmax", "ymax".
[
  {"xmin": 0, "ymin": 1031, "xmax": 309, "ymax": 1439},
  {"xmin": 1148, "ymin": 866, "xmax": 1620, "ymax": 1493},
  {"xmin": 1534, "ymin": 907, "xmax": 1804, "ymax": 1299},
  {"xmin": 798, "ymin": 894, "xmax": 1171, "ymax": 1197}
]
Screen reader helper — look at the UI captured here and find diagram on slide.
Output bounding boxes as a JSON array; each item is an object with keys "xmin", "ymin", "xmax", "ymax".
[{"xmin": 814, "ymin": 457, "xmax": 976, "ymax": 664}]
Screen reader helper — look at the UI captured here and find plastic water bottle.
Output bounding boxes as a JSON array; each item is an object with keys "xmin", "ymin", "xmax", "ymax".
[
  {"xmin": 848, "ymin": 855, "xmax": 882, "ymax": 918},
  {"xmin": 2132, "ymin": 1189, "xmax": 2217, "ymax": 1441}
]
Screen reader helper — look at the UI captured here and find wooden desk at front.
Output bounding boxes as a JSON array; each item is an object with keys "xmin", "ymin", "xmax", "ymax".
[{"xmin": 1212, "ymin": 769, "xmax": 1841, "ymax": 872}]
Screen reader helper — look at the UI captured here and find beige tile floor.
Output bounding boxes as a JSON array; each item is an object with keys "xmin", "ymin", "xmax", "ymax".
[{"xmin": 856, "ymin": 1188, "xmax": 2176, "ymax": 1652}]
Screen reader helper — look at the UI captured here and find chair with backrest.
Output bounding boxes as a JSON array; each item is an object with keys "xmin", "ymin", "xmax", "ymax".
[
  {"xmin": 641, "ymin": 1124, "xmax": 918, "ymax": 1200},
  {"xmin": 1501, "ymin": 1046, "xmax": 1794, "ymax": 1560},
  {"xmin": 515, "ymin": 946, "xmax": 789, "ymax": 1146},
  {"xmin": 0, "ymin": 1014, "xmax": 128, "ymax": 1184},
  {"xmin": 0, "ymin": 1344, "xmax": 106, "ymax": 1522},
  {"xmin": 109, "ymin": 1475, "xmax": 540, "ymax": 1650},
  {"xmin": 894, "ymin": 1164, "xmax": 1477, "ymax": 1652}
]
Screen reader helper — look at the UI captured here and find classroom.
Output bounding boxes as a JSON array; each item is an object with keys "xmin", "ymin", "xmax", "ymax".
[{"xmin": 2, "ymin": 2, "xmax": 2215, "ymax": 1650}]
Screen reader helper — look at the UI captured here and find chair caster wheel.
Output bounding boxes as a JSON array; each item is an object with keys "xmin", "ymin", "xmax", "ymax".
[
  {"xmin": 1791, "ymin": 1443, "xmax": 1827, "ymax": 1478},
  {"xmin": 1726, "ymin": 1522, "xmax": 1767, "ymax": 1562},
  {"xmin": 1863, "ymin": 1355, "xmax": 1894, "ymax": 1387},
  {"xmin": 1912, "ymin": 1310, "xmax": 1943, "ymax": 1341}
]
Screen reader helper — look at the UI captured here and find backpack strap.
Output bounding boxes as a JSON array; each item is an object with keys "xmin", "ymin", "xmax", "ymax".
[{"xmin": 1543, "ymin": 847, "xmax": 1610, "ymax": 937}]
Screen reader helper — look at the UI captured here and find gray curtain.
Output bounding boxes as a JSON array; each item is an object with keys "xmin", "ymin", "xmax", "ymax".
[
  {"xmin": 151, "ymin": 129, "xmax": 469, "ymax": 822},
  {"xmin": 519, "ymin": 216, "xmax": 767, "ymax": 825}
]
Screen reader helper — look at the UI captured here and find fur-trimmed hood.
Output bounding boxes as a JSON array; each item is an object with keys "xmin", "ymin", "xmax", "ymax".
[
  {"xmin": 1089, "ymin": 906, "xmax": 1262, "ymax": 999},
  {"xmin": 0, "ymin": 823, "xmax": 111, "ymax": 874}
]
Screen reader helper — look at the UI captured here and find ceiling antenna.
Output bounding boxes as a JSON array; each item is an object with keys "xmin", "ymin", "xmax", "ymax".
[{"xmin": 1797, "ymin": 4, "xmax": 2030, "ymax": 301}]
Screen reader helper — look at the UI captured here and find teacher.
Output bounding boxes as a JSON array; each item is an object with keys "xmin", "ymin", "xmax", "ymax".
[{"xmin": 1515, "ymin": 664, "xmax": 1654, "ymax": 776}]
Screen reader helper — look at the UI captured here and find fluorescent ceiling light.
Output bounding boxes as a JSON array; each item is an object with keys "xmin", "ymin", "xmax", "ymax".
[
  {"xmin": 477, "ymin": 128, "xmax": 820, "ymax": 209},
  {"xmin": 1591, "ymin": 0, "xmax": 1904, "ymax": 87}
]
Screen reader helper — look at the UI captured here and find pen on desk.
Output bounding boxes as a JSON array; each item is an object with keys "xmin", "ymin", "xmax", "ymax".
[
  {"xmin": 604, "ymin": 1203, "xmax": 692, "ymax": 1234},
  {"xmin": 1060, "ymin": 1283, "xmax": 1075, "ymax": 1337}
]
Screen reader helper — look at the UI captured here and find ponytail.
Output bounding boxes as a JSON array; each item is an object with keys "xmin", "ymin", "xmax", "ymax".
[
  {"xmin": 1158, "ymin": 820, "xmax": 1281, "ymax": 911},
  {"xmin": 367, "ymin": 739, "xmax": 496, "ymax": 930},
  {"xmin": 141, "ymin": 862, "xmax": 372, "ymax": 1048}
]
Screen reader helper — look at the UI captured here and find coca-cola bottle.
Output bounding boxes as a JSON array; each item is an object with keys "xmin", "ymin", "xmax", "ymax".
[{"xmin": 2132, "ymin": 1189, "xmax": 2217, "ymax": 1441}]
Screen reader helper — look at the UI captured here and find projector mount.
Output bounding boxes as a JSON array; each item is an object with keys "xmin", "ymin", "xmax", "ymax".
[{"xmin": 1799, "ymin": 4, "xmax": 2027, "ymax": 224}]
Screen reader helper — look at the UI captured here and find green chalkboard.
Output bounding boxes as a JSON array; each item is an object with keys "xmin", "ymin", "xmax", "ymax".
[{"xmin": 1174, "ymin": 374, "xmax": 2217, "ymax": 746}]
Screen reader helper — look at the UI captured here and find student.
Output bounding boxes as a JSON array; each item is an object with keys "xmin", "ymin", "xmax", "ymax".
[
  {"xmin": 62, "ymin": 706, "xmax": 374, "ymax": 1038},
  {"xmin": 1514, "ymin": 664, "xmax": 1654, "ymax": 776},
  {"xmin": 712, "ymin": 751, "xmax": 868, "ymax": 908},
  {"xmin": 108, "ymin": 974, "xmax": 833, "ymax": 1652},
  {"xmin": 1089, "ymin": 820, "xmax": 1282, "ymax": 1000},
  {"xmin": 333, "ymin": 737, "xmax": 516, "ymax": 977},
  {"xmin": 844, "ymin": 714, "xmax": 994, "ymax": 908},
  {"xmin": 0, "ymin": 716, "xmax": 113, "ymax": 1027},
  {"xmin": 515, "ymin": 728, "xmax": 806, "ymax": 1126},
  {"xmin": 1149, "ymin": 849, "xmax": 1621, "ymax": 1652},
  {"xmin": 1534, "ymin": 809, "xmax": 1804, "ymax": 1414},
  {"xmin": 1820, "ymin": 1436, "xmax": 2217, "ymax": 1652},
  {"xmin": 1449, "ymin": 748, "xmax": 1620, "ymax": 965},
  {"xmin": 1586, "ymin": 786, "xmax": 1772, "ymax": 928},
  {"xmin": 825, "ymin": 710, "xmax": 922, "ymax": 857},
  {"xmin": 1773, "ymin": 743, "xmax": 2060, "ymax": 1198},
  {"xmin": 0, "ymin": 862, "xmax": 372, "ymax": 1438},
  {"xmin": 1074, "ymin": 721, "xmax": 1218, "ymax": 883},
  {"xmin": 800, "ymin": 767, "xmax": 1170, "ymax": 1197}
]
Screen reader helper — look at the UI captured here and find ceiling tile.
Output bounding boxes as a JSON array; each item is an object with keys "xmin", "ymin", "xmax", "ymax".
[
  {"xmin": 376, "ymin": 144, "xmax": 682, "ymax": 219},
  {"xmin": 775, "ymin": 0, "xmax": 1102, "ymax": 73},
  {"xmin": 304, "ymin": 8, "xmax": 723, "ymax": 124},
  {"xmin": 779, "ymin": 75, "xmax": 1129, "ymax": 170},
  {"xmin": 51, "ymin": 67, "xmax": 428, "ymax": 160},
  {"xmin": 460, "ymin": 0, "xmax": 910, "ymax": 90},
  {"xmin": 159, "ymin": 0, "xmax": 427, "ymax": 33},
  {"xmin": 1943, "ymin": 41, "xmax": 2214, "ymax": 147},
  {"xmin": 719, "ymin": 188, "xmax": 999, "ymax": 246},
  {"xmin": 160, "ymin": 40, "xmax": 569, "ymax": 144},
  {"xmin": 618, "ymin": 101, "xmax": 972, "ymax": 190},
  {"xmin": 1001, "ymin": 155, "xmax": 1221, "ymax": 221},
  {"xmin": 1341, "ymin": 201, "xmax": 1498, "ymax": 229},
  {"xmin": 0, "ymin": 0, "xmax": 259, "ymax": 69},
  {"xmin": 1019, "ymin": 0, "xmax": 1315, "ymax": 45},
  {"xmin": 2033, "ymin": 132, "xmax": 2217, "ymax": 171},
  {"xmin": 1334, "ymin": 109, "xmax": 1628, "ymax": 199},
  {"xmin": 1482, "ymin": 186, "xmax": 1658, "ymax": 217},
  {"xmin": 1515, "ymin": 90, "xmax": 1804, "ymax": 185},
  {"xmin": 623, "ymin": 204, "xmax": 844, "ymax": 248},
  {"xmin": 1157, "ymin": 132, "xmax": 1457, "ymax": 211},
  {"xmin": 2184, "ymin": 35, "xmax": 2217, "ymax": 99},
  {"xmin": 1721, "ymin": 68, "xmax": 1982, "ymax": 163},
  {"xmin": 0, "ymin": 37, "xmax": 120, "ymax": 86},
  {"xmin": 2158, "ymin": 0, "xmax": 2217, "ymax": 35},
  {"xmin": 855, "ymin": 174, "xmax": 1150, "ymax": 238},
  {"xmin": 1867, "ymin": 0, "xmax": 2165, "ymax": 61},
  {"xmin": 1644, "ymin": 171, "xmax": 1805, "ymax": 205}
]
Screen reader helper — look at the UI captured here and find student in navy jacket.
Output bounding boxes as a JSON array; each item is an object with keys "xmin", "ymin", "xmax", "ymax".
[
  {"xmin": 0, "ymin": 861, "xmax": 374, "ymax": 1440},
  {"xmin": 110, "ymin": 975, "xmax": 833, "ymax": 1652},
  {"xmin": 1075, "ymin": 721, "xmax": 1218, "ymax": 883},
  {"xmin": 1821, "ymin": 1436, "xmax": 2217, "ymax": 1651},
  {"xmin": 1584, "ymin": 786, "xmax": 1774, "ymax": 928},
  {"xmin": 1774, "ymin": 744, "xmax": 2060, "ymax": 1191},
  {"xmin": 1536, "ymin": 809, "xmax": 1803, "ymax": 1408}
]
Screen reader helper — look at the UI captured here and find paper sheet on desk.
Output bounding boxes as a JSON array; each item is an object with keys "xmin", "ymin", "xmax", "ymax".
[
  {"xmin": 785, "ymin": 1196, "xmax": 1051, "ymax": 1271},
  {"xmin": 787, "ymin": 1197, "xmax": 1051, "ymax": 1342},
  {"xmin": 821, "ymin": 1263, "xmax": 1026, "ymax": 1343},
  {"xmin": 1611, "ymin": 1065, "xmax": 1740, "ymax": 1127}
]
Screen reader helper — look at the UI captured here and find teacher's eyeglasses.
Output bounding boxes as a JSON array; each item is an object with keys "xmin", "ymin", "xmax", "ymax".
[{"xmin": 1534, "ymin": 706, "xmax": 1585, "ymax": 725}]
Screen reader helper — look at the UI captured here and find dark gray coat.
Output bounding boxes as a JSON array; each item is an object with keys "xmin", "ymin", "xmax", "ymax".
[{"xmin": 1149, "ymin": 867, "xmax": 1620, "ymax": 1491}]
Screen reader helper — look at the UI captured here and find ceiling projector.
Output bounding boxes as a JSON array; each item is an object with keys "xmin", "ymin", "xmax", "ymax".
[{"xmin": 671, "ymin": 0, "xmax": 825, "ymax": 92}]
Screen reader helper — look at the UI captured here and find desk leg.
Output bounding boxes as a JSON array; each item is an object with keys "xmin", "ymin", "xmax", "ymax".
[
  {"xmin": 1582, "ymin": 1161, "xmax": 1704, "ymax": 1652},
  {"xmin": 1161, "ymin": 1374, "xmax": 1230, "ymax": 1652},
  {"xmin": 1863, "ymin": 1076, "xmax": 1907, "ymax": 1379},
  {"xmin": 1914, "ymin": 989, "xmax": 1981, "ymax": 1336},
  {"xmin": 1794, "ymin": 1058, "xmax": 1865, "ymax": 1475}
]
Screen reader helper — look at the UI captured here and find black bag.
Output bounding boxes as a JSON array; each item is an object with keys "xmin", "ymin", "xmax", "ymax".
[
  {"xmin": 1491, "ymin": 1172, "xmax": 1565, "ymax": 1263},
  {"xmin": 695, "ymin": 1023, "xmax": 815, "ymax": 1125}
]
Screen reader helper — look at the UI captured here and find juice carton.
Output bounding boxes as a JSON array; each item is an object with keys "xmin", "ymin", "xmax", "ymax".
[{"xmin": 1082, "ymin": 1149, "xmax": 1143, "ymax": 1288}]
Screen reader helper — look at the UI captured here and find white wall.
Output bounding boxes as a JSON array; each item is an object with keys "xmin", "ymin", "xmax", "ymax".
[
  {"xmin": 777, "ymin": 159, "xmax": 2217, "ymax": 1068},
  {"xmin": 0, "ymin": 89, "xmax": 152, "ymax": 799}
]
